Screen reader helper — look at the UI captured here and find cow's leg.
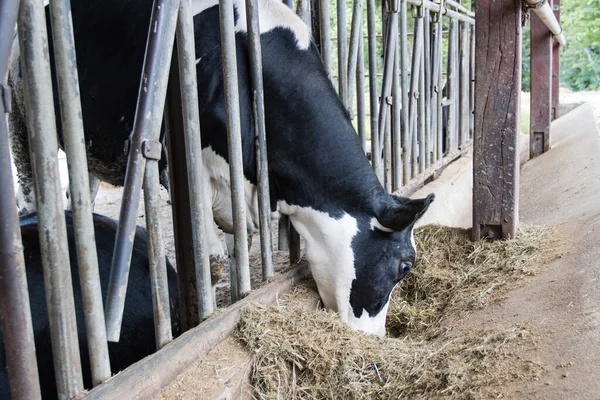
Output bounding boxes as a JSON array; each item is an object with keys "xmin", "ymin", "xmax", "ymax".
[{"xmin": 66, "ymin": 174, "xmax": 101, "ymax": 211}]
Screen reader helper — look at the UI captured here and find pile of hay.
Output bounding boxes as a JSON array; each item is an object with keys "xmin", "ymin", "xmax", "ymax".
[{"xmin": 237, "ymin": 225, "xmax": 556, "ymax": 399}]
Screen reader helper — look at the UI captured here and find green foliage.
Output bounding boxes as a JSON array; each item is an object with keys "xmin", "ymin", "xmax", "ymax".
[
  {"xmin": 560, "ymin": 0, "xmax": 600, "ymax": 90},
  {"xmin": 522, "ymin": 24, "xmax": 531, "ymax": 92}
]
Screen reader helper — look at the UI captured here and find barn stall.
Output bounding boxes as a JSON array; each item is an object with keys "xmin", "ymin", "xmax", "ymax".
[{"xmin": 0, "ymin": 0, "xmax": 567, "ymax": 398}]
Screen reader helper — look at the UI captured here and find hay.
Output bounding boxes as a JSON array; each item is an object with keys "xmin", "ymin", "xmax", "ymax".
[
  {"xmin": 388, "ymin": 224, "xmax": 556, "ymax": 337},
  {"xmin": 237, "ymin": 225, "xmax": 557, "ymax": 399}
]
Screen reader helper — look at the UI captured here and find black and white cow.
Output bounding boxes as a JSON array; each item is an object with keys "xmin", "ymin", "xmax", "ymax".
[
  {"xmin": 8, "ymin": 0, "xmax": 434, "ymax": 336},
  {"xmin": 0, "ymin": 211, "xmax": 179, "ymax": 399}
]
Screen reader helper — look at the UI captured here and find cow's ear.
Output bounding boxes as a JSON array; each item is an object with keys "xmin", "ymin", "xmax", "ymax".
[{"xmin": 375, "ymin": 193, "xmax": 435, "ymax": 231}]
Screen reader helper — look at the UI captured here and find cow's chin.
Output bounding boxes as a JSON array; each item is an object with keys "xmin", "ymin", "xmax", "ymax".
[{"xmin": 342, "ymin": 302, "xmax": 390, "ymax": 338}]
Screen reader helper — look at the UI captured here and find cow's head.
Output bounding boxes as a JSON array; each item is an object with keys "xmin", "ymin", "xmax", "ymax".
[{"xmin": 283, "ymin": 193, "xmax": 434, "ymax": 337}]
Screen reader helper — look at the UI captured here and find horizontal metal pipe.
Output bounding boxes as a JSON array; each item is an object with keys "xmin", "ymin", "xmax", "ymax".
[
  {"xmin": 523, "ymin": 0, "xmax": 566, "ymax": 45},
  {"xmin": 406, "ymin": 0, "xmax": 474, "ymax": 24},
  {"xmin": 446, "ymin": 0, "xmax": 474, "ymax": 17},
  {"xmin": 47, "ymin": 0, "xmax": 112, "ymax": 385}
]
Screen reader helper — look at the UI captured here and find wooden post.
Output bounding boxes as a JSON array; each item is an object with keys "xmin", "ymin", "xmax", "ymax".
[
  {"xmin": 473, "ymin": 0, "xmax": 521, "ymax": 241},
  {"xmin": 530, "ymin": 5, "xmax": 553, "ymax": 157},
  {"xmin": 552, "ymin": 0, "xmax": 560, "ymax": 120}
]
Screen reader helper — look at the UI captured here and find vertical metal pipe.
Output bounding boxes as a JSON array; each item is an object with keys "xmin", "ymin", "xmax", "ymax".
[
  {"xmin": 423, "ymin": 7, "xmax": 431, "ymax": 167},
  {"xmin": 356, "ymin": 25, "xmax": 367, "ymax": 151},
  {"xmin": 17, "ymin": 0, "xmax": 84, "ymax": 396},
  {"xmin": 418, "ymin": 28, "xmax": 426, "ymax": 174},
  {"xmin": 47, "ymin": 0, "xmax": 111, "ymax": 385},
  {"xmin": 284, "ymin": 0, "xmax": 293, "ymax": 8},
  {"xmin": 297, "ymin": 0, "xmax": 312, "ymax": 29},
  {"xmin": 219, "ymin": 0, "xmax": 251, "ymax": 297},
  {"xmin": 245, "ymin": 0, "xmax": 275, "ymax": 280},
  {"xmin": 458, "ymin": 21, "xmax": 468, "ymax": 147},
  {"xmin": 366, "ymin": 0, "xmax": 380, "ymax": 179},
  {"xmin": 165, "ymin": 58, "xmax": 200, "ymax": 330},
  {"xmin": 143, "ymin": 161, "xmax": 172, "ymax": 349},
  {"xmin": 400, "ymin": 0, "xmax": 410, "ymax": 185},
  {"xmin": 470, "ymin": 20, "xmax": 475, "ymax": 139},
  {"xmin": 384, "ymin": 105, "xmax": 392, "ymax": 191},
  {"xmin": 337, "ymin": 0, "xmax": 348, "ymax": 109},
  {"xmin": 430, "ymin": 13, "xmax": 442, "ymax": 161},
  {"xmin": 408, "ymin": 12, "xmax": 423, "ymax": 177},
  {"xmin": 446, "ymin": 16, "xmax": 458, "ymax": 153},
  {"xmin": 319, "ymin": 0, "xmax": 332, "ymax": 77},
  {"xmin": 347, "ymin": 0, "xmax": 363, "ymax": 112},
  {"xmin": 377, "ymin": 10, "xmax": 398, "ymax": 158},
  {"xmin": 105, "ymin": 0, "xmax": 180, "ymax": 342},
  {"xmin": 176, "ymin": 0, "xmax": 214, "ymax": 320},
  {"xmin": 392, "ymin": 21, "xmax": 402, "ymax": 191},
  {"xmin": 0, "ymin": 4, "xmax": 42, "ymax": 399}
]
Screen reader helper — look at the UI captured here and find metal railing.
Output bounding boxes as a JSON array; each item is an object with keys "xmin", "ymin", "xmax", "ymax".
[
  {"xmin": 321, "ymin": 0, "xmax": 475, "ymax": 193},
  {"xmin": 0, "ymin": 0, "xmax": 475, "ymax": 398}
]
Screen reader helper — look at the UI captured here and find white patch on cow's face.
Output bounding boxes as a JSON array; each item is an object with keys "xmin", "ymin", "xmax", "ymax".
[
  {"xmin": 280, "ymin": 202, "xmax": 389, "ymax": 334},
  {"xmin": 192, "ymin": 0, "xmax": 311, "ymax": 51}
]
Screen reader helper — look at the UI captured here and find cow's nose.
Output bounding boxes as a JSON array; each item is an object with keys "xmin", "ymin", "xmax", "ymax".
[{"xmin": 400, "ymin": 261, "xmax": 412, "ymax": 275}]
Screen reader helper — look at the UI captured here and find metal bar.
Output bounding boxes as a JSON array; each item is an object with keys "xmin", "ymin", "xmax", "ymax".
[
  {"xmin": 337, "ymin": 0, "xmax": 348, "ymax": 108},
  {"xmin": 284, "ymin": 0, "xmax": 293, "ymax": 8},
  {"xmin": 165, "ymin": 57, "xmax": 200, "ymax": 330},
  {"xmin": 376, "ymin": 7, "xmax": 398, "ymax": 158},
  {"xmin": 319, "ymin": 0, "xmax": 332, "ymax": 77},
  {"xmin": 400, "ymin": 0, "xmax": 410, "ymax": 184},
  {"xmin": 0, "ymin": 3, "xmax": 41, "ymax": 398},
  {"xmin": 459, "ymin": 21, "xmax": 470, "ymax": 148},
  {"xmin": 469, "ymin": 19, "xmax": 475, "ymax": 138},
  {"xmin": 105, "ymin": 0, "xmax": 180, "ymax": 342},
  {"xmin": 392, "ymin": 18, "xmax": 402, "ymax": 191},
  {"xmin": 406, "ymin": 0, "xmax": 474, "ymax": 24},
  {"xmin": 176, "ymin": 0, "xmax": 214, "ymax": 320},
  {"xmin": 143, "ymin": 160, "xmax": 172, "ymax": 349},
  {"xmin": 347, "ymin": 0, "xmax": 364, "ymax": 113},
  {"xmin": 523, "ymin": 0, "xmax": 565, "ymax": 45},
  {"xmin": 297, "ymin": 0, "xmax": 311, "ymax": 29},
  {"xmin": 430, "ymin": 13, "xmax": 442, "ymax": 161},
  {"xmin": 446, "ymin": 17, "xmax": 458, "ymax": 153},
  {"xmin": 418, "ymin": 22, "xmax": 426, "ymax": 174},
  {"xmin": 289, "ymin": 222, "xmax": 301, "ymax": 264},
  {"xmin": 47, "ymin": 0, "xmax": 111, "ymax": 385},
  {"xmin": 356, "ymin": 24, "xmax": 367, "ymax": 151},
  {"xmin": 423, "ymin": 7, "xmax": 431, "ymax": 168},
  {"xmin": 366, "ymin": 0, "xmax": 380, "ymax": 179},
  {"xmin": 384, "ymin": 101, "xmax": 392, "ymax": 192},
  {"xmin": 17, "ymin": 0, "xmax": 84, "ymax": 396},
  {"xmin": 436, "ymin": 12, "xmax": 443, "ymax": 160},
  {"xmin": 446, "ymin": 0, "xmax": 474, "ymax": 17},
  {"xmin": 408, "ymin": 12, "xmax": 423, "ymax": 167},
  {"xmin": 245, "ymin": 0, "xmax": 275, "ymax": 280},
  {"xmin": 278, "ymin": 215, "xmax": 289, "ymax": 251},
  {"xmin": 219, "ymin": 0, "xmax": 251, "ymax": 298}
]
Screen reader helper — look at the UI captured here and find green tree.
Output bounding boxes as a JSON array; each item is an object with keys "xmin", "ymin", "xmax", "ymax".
[{"xmin": 560, "ymin": 0, "xmax": 600, "ymax": 90}]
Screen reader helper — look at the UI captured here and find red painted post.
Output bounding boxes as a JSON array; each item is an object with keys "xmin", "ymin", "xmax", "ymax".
[
  {"xmin": 552, "ymin": 0, "xmax": 560, "ymax": 120},
  {"xmin": 472, "ymin": 0, "xmax": 521, "ymax": 240},
  {"xmin": 530, "ymin": 6, "xmax": 553, "ymax": 158}
]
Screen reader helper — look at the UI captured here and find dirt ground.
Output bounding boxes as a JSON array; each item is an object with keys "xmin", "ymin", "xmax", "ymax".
[{"xmin": 451, "ymin": 102, "xmax": 600, "ymax": 399}]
